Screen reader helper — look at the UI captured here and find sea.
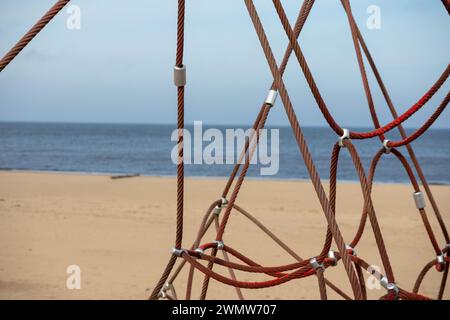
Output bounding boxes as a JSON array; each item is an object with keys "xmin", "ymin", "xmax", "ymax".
[{"xmin": 0, "ymin": 122, "xmax": 449, "ymax": 185}]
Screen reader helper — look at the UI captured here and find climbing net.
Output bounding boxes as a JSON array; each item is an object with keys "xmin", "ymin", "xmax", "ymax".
[{"xmin": 1, "ymin": 0, "xmax": 449, "ymax": 300}]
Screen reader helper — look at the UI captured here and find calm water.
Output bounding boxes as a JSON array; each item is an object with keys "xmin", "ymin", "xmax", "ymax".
[{"xmin": 0, "ymin": 122, "xmax": 449, "ymax": 184}]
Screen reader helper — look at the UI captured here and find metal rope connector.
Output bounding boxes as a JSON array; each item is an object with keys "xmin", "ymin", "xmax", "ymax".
[
  {"xmin": 413, "ymin": 191, "xmax": 426, "ymax": 210},
  {"xmin": 264, "ymin": 89, "xmax": 278, "ymax": 107},
  {"xmin": 380, "ymin": 277, "xmax": 399, "ymax": 299},
  {"xmin": 158, "ymin": 282, "xmax": 173, "ymax": 299},
  {"xmin": 382, "ymin": 139, "xmax": 391, "ymax": 154},
  {"xmin": 380, "ymin": 276, "xmax": 388, "ymax": 289},
  {"xmin": 171, "ymin": 247, "xmax": 184, "ymax": 257},
  {"xmin": 327, "ymin": 251, "xmax": 338, "ymax": 267},
  {"xmin": 213, "ymin": 198, "xmax": 229, "ymax": 216},
  {"xmin": 310, "ymin": 258, "xmax": 325, "ymax": 271},
  {"xmin": 213, "ymin": 205, "xmax": 222, "ymax": 216},
  {"xmin": 214, "ymin": 240, "xmax": 225, "ymax": 250},
  {"xmin": 164, "ymin": 282, "xmax": 174, "ymax": 291},
  {"xmin": 194, "ymin": 248, "xmax": 204, "ymax": 255},
  {"xmin": 346, "ymin": 244, "xmax": 357, "ymax": 256},
  {"xmin": 387, "ymin": 283, "xmax": 400, "ymax": 299},
  {"xmin": 157, "ymin": 290, "xmax": 167, "ymax": 299},
  {"xmin": 437, "ymin": 253, "xmax": 445, "ymax": 266},
  {"xmin": 214, "ymin": 198, "xmax": 229, "ymax": 215},
  {"xmin": 173, "ymin": 65, "xmax": 186, "ymax": 87},
  {"xmin": 338, "ymin": 128, "xmax": 350, "ymax": 148}
]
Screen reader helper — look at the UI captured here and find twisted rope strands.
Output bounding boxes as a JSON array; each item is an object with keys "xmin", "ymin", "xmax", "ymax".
[
  {"xmin": 316, "ymin": 268, "xmax": 328, "ymax": 300},
  {"xmin": 352, "ymin": 19, "xmax": 449, "ymax": 243},
  {"xmin": 344, "ymin": 5, "xmax": 449, "ymax": 298},
  {"xmin": 3, "ymin": 0, "xmax": 448, "ymax": 301},
  {"xmin": 162, "ymin": 0, "xmax": 449, "ymax": 299},
  {"xmin": 272, "ymin": 0, "xmax": 450, "ymax": 141},
  {"xmin": 149, "ymin": 0, "xmax": 186, "ymax": 300},
  {"xmin": 233, "ymin": 204, "xmax": 352, "ymax": 300},
  {"xmin": 341, "ymin": 0, "xmax": 385, "ymax": 143},
  {"xmin": 213, "ymin": 217, "xmax": 245, "ymax": 300},
  {"xmin": 200, "ymin": 104, "xmax": 272, "ymax": 299},
  {"xmin": 244, "ymin": 0, "xmax": 363, "ymax": 300},
  {"xmin": 343, "ymin": 140, "xmax": 396, "ymax": 284},
  {"xmin": 221, "ymin": 0, "xmax": 315, "ymax": 199},
  {"xmin": 0, "ymin": 0, "xmax": 70, "ymax": 72},
  {"xmin": 168, "ymin": 200, "xmax": 220, "ymax": 285}
]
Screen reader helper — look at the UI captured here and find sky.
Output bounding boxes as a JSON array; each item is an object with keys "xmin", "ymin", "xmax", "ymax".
[{"xmin": 0, "ymin": 0, "xmax": 449, "ymax": 128}]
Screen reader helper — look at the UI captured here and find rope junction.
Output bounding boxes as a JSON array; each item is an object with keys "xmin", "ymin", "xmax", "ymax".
[{"xmin": 1, "ymin": 0, "xmax": 449, "ymax": 300}]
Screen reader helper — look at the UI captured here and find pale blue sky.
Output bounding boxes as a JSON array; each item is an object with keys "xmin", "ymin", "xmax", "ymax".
[{"xmin": 0, "ymin": 0, "xmax": 449, "ymax": 127}]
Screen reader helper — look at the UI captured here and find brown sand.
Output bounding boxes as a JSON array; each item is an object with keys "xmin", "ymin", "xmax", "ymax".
[{"xmin": 0, "ymin": 171, "xmax": 449, "ymax": 300}]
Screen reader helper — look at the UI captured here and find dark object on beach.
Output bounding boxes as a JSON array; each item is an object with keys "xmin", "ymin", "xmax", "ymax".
[{"xmin": 110, "ymin": 173, "xmax": 140, "ymax": 180}]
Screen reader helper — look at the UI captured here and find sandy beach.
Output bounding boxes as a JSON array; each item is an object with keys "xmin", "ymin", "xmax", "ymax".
[{"xmin": 0, "ymin": 171, "xmax": 449, "ymax": 300}]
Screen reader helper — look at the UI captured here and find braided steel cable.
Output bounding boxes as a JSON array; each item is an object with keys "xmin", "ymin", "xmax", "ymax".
[
  {"xmin": 149, "ymin": 0, "xmax": 186, "ymax": 300},
  {"xmin": 341, "ymin": 0, "xmax": 385, "ymax": 143},
  {"xmin": 145, "ymin": 0, "xmax": 450, "ymax": 300},
  {"xmin": 351, "ymin": 15, "xmax": 450, "ymax": 244},
  {"xmin": 0, "ymin": 0, "xmax": 70, "ymax": 72},
  {"xmin": 221, "ymin": 0, "xmax": 315, "ymax": 199},
  {"xmin": 272, "ymin": 0, "xmax": 450, "ymax": 141},
  {"xmin": 243, "ymin": 0, "xmax": 364, "ymax": 299},
  {"xmin": 200, "ymin": 104, "xmax": 272, "ymax": 299},
  {"xmin": 4, "ymin": 0, "xmax": 447, "ymax": 301}
]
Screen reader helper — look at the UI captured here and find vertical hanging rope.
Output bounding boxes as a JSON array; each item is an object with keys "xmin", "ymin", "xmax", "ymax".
[{"xmin": 149, "ymin": 0, "xmax": 186, "ymax": 300}]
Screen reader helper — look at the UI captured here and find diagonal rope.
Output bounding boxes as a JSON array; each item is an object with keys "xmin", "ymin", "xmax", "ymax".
[{"xmin": 0, "ymin": 0, "xmax": 71, "ymax": 72}]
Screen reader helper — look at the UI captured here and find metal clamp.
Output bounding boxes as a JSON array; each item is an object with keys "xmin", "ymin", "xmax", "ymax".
[
  {"xmin": 163, "ymin": 283, "xmax": 174, "ymax": 291},
  {"xmin": 437, "ymin": 253, "xmax": 445, "ymax": 266},
  {"xmin": 413, "ymin": 191, "xmax": 426, "ymax": 210},
  {"xmin": 173, "ymin": 65, "xmax": 186, "ymax": 87},
  {"xmin": 383, "ymin": 139, "xmax": 391, "ymax": 154},
  {"xmin": 327, "ymin": 251, "xmax": 338, "ymax": 266},
  {"xmin": 346, "ymin": 244, "xmax": 357, "ymax": 256},
  {"xmin": 339, "ymin": 128, "xmax": 350, "ymax": 148},
  {"xmin": 171, "ymin": 247, "xmax": 184, "ymax": 257},
  {"xmin": 380, "ymin": 276, "xmax": 389, "ymax": 289},
  {"xmin": 158, "ymin": 282, "xmax": 175, "ymax": 300},
  {"xmin": 380, "ymin": 277, "xmax": 399, "ymax": 299},
  {"xmin": 214, "ymin": 240, "xmax": 225, "ymax": 250},
  {"xmin": 265, "ymin": 89, "xmax": 278, "ymax": 107},
  {"xmin": 213, "ymin": 198, "xmax": 229, "ymax": 216},
  {"xmin": 213, "ymin": 205, "xmax": 222, "ymax": 215},
  {"xmin": 194, "ymin": 248, "xmax": 204, "ymax": 255},
  {"xmin": 310, "ymin": 258, "xmax": 325, "ymax": 271},
  {"xmin": 158, "ymin": 290, "xmax": 167, "ymax": 299},
  {"xmin": 387, "ymin": 283, "xmax": 399, "ymax": 299}
]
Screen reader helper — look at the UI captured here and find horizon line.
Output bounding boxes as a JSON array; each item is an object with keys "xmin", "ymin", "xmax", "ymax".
[{"xmin": 0, "ymin": 119, "xmax": 449, "ymax": 130}]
